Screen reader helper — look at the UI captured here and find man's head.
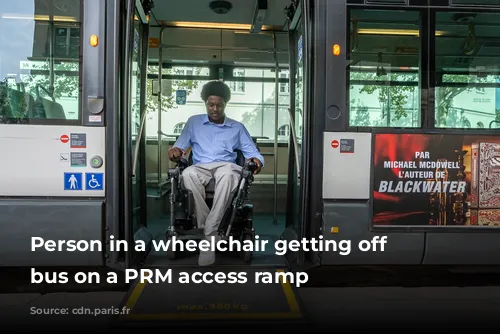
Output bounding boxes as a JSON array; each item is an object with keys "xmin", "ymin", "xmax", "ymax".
[{"xmin": 200, "ymin": 80, "xmax": 231, "ymax": 124}]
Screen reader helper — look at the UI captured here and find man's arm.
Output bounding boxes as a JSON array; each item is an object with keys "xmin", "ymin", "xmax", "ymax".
[
  {"xmin": 168, "ymin": 117, "xmax": 192, "ymax": 162},
  {"xmin": 238, "ymin": 125, "xmax": 265, "ymax": 168},
  {"xmin": 172, "ymin": 117, "xmax": 192, "ymax": 151}
]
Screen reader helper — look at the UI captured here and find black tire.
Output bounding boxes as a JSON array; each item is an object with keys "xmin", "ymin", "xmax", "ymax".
[{"xmin": 242, "ymin": 232, "xmax": 253, "ymax": 263}]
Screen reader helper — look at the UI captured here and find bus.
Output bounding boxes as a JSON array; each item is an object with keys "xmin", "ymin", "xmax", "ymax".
[{"xmin": 1, "ymin": 0, "xmax": 500, "ymax": 275}]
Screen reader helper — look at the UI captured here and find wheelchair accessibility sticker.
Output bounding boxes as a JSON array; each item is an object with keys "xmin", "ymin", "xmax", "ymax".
[{"xmin": 86, "ymin": 173, "xmax": 103, "ymax": 190}]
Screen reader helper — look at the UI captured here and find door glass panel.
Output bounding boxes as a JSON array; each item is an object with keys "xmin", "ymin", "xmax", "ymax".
[
  {"xmin": 131, "ymin": 10, "xmax": 143, "ymax": 230},
  {"xmin": 291, "ymin": 28, "xmax": 303, "ymax": 232}
]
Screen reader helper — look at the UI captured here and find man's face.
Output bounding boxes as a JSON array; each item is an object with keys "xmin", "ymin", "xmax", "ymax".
[{"xmin": 205, "ymin": 95, "xmax": 226, "ymax": 123}]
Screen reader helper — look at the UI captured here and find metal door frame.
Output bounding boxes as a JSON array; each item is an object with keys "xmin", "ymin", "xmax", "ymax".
[{"xmin": 124, "ymin": 0, "xmax": 151, "ymax": 269}]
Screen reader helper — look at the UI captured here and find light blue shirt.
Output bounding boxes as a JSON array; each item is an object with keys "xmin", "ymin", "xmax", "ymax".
[{"xmin": 173, "ymin": 114, "xmax": 265, "ymax": 167}]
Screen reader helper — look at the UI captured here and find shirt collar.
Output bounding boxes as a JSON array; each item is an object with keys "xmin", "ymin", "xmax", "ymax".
[{"xmin": 202, "ymin": 114, "xmax": 234, "ymax": 127}]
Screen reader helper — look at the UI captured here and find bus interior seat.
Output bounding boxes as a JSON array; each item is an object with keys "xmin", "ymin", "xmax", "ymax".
[
  {"xmin": 0, "ymin": 86, "xmax": 66, "ymax": 120},
  {"xmin": 0, "ymin": 86, "xmax": 35, "ymax": 118},
  {"xmin": 38, "ymin": 97, "xmax": 66, "ymax": 119}
]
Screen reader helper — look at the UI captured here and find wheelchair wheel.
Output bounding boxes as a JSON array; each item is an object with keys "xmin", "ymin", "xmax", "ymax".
[
  {"xmin": 166, "ymin": 231, "xmax": 177, "ymax": 260},
  {"xmin": 241, "ymin": 232, "xmax": 253, "ymax": 263}
]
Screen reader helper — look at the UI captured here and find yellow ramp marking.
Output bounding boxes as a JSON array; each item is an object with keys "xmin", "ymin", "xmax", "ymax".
[{"xmin": 121, "ymin": 269, "xmax": 303, "ymax": 320}]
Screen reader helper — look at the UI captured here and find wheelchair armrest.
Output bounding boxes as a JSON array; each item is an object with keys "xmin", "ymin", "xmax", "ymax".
[
  {"xmin": 168, "ymin": 167, "xmax": 180, "ymax": 178},
  {"xmin": 241, "ymin": 169, "xmax": 253, "ymax": 180},
  {"xmin": 168, "ymin": 157, "xmax": 189, "ymax": 178},
  {"xmin": 178, "ymin": 157, "xmax": 189, "ymax": 172},
  {"xmin": 241, "ymin": 159, "xmax": 258, "ymax": 182}
]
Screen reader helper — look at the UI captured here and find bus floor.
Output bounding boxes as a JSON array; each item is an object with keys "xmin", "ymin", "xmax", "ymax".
[
  {"xmin": 145, "ymin": 213, "xmax": 286, "ymax": 250},
  {"xmin": 142, "ymin": 212, "xmax": 287, "ymax": 267}
]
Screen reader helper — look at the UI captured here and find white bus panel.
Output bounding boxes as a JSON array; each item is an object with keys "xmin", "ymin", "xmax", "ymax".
[
  {"xmin": 0, "ymin": 125, "xmax": 105, "ymax": 197},
  {"xmin": 322, "ymin": 132, "xmax": 372, "ymax": 200}
]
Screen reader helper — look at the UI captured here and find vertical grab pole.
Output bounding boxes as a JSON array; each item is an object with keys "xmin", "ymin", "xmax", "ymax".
[
  {"xmin": 157, "ymin": 27, "xmax": 164, "ymax": 190},
  {"xmin": 48, "ymin": 22, "xmax": 55, "ymax": 100},
  {"xmin": 272, "ymin": 32, "xmax": 279, "ymax": 225},
  {"xmin": 123, "ymin": 0, "xmax": 135, "ymax": 270},
  {"xmin": 48, "ymin": 0, "xmax": 55, "ymax": 100}
]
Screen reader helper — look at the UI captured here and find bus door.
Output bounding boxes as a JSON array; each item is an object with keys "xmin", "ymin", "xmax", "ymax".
[
  {"xmin": 123, "ymin": 0, "xmax": 153, "ymax": 268},
  {"xmin": 318, "ymin": 0, "xmax": 424, "ymax": 266},
  {"xmin": 282, "ymin": 1, "xmax": 311, "ymax": 269},
  {"xmin": 320, "ymin": 0, "xmax": 500, "ymax": 266},
  {"xmin": 0, "ymin": 0, "xmax": 107, "ymax": 267}
]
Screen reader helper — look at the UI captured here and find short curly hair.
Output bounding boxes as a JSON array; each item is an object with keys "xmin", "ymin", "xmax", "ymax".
[{"xmin": 200, "ymin": 80, "xmax": 231, "ymax": 103}]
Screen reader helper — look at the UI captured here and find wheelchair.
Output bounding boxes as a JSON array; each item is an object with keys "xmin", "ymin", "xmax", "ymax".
[{"xmin": 165, "ymin": 149, "xmax": 259, "ymax": 263}]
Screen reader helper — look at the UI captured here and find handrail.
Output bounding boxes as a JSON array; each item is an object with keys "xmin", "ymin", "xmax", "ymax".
[
  {"xmin": 287, "ymin": 108, "xmax": 301, "ymax": 179},
  {"xmin": 272, "ymin": 32, "xmax": 279, "ymax": 225},
  {"xmin": 36, "ymin": 85, "xmax": 55, "ymax": 102},
  {"xmin": 132, "ymin": 108, "xmax": 148, "ymax": 177},
  {"xmin": 123, "ymin": 0, "xmax": 135, "ymax": 272},
  {"xmin": 157, "ymin": 26, "xmax": 166, "ymax": 190}
]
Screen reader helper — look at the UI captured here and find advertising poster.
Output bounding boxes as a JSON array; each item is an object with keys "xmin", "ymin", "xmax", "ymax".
[{"xmin": 372, "ymin": 133, "xmax": 500, "ymax": 227}]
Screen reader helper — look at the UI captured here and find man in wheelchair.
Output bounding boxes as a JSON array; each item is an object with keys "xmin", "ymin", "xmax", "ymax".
[{"xmin": 167, "ymin": 80, "xmax": 264, "ymax": 266}]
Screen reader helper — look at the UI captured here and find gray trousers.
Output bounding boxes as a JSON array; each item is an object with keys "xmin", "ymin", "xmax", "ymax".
[{"xmin": 181, "ymin": 162, "xmax": 242, "ymax": 236}]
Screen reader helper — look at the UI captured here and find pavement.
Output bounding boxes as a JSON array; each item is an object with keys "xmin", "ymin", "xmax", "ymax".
[{"xmin": 1, "ymin": 286, "xmax": 500, "ymax": 331}]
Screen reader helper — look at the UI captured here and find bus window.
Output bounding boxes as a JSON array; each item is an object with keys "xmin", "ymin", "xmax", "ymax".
[
  {"xmin": 145, "ymin": 65, "xmax": 210, "ymax": 140},
  {"xmin": 0, "ymin": 0, "xmax": 81, "ymax": 125},
  {"xmin": 434, "ymin": 10, "xmax": 500, "ymax": 129},
  {"xmin": 347, "ymin": 9, "xmax": 421, "ymax": 128}
]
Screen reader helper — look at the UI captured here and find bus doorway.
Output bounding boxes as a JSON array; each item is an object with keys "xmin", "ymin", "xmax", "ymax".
[
  {"xmin": 281, "ymin": 2, "xmax": 307, "ymax": 270},
  {"xmin": 125, "ymin": 0, "xmax": 153, "ymax": 268},
  {"xmin": 132, "ymin": 0, "xmax": 308, "ymax": 268},
  {"xmin": 118, "ymin": 0, "xmax": 309, "ymax": 324}
]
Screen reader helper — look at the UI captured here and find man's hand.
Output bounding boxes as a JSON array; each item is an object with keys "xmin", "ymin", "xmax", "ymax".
[
  {"xmin": 168, "ymin": 147, "xmax": 184, "ymax": 162},
  {"xmin": 248, "ymin": 158, "xmax": 262, "ymax": 175}
]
